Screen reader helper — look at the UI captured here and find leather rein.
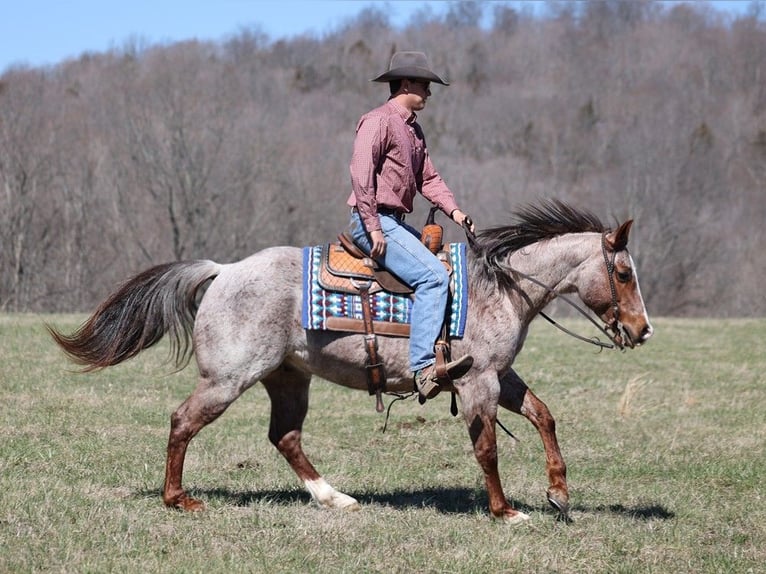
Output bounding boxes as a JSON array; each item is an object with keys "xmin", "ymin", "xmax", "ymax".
[
  {"xmin": 463, "ymin": 219, "xmax": 625, "ymax": 351},
  {"xmin": 383, "ymin": 218, "xmax": 624, "ymax": 431}
]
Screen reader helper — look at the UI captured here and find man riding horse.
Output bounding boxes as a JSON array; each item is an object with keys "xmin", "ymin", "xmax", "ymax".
[{"xmin": 347, "ymin": 51, "xmax": 475, "ymax": 400}]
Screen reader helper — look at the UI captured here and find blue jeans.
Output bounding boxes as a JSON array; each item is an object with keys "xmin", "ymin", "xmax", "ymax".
[{"xmin": 350, "ymin": 210, "xmax": 449, "ymax": 372}]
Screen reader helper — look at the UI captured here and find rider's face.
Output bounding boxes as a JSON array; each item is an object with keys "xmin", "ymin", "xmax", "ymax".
[{"xmin": 404, "ymin": 79, "xmax": 431, "ymax": 110}]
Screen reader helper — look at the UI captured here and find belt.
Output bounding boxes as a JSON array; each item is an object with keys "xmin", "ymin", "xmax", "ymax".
[{"xmin": 352, "ymin": 206, "xmax": 405, "ymax": 222}]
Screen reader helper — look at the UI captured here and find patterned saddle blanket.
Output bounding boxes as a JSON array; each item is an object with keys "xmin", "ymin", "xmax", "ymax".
[{"xmin": 301, "ymin": 242, "xmax": 468, "ymax": 338}]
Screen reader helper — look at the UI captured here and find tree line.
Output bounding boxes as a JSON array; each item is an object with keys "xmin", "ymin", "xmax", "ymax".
[{"xmin": 1, "ymin": 0, "xmax": 765, "ymax": 316}]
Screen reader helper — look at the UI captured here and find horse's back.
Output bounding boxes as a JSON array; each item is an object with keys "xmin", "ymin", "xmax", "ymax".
[{"xmin": 213, "ymin": 245, "xmax": 303, "ymax": 294}]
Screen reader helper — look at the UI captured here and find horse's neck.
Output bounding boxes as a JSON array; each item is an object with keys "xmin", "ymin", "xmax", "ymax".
[{"xmin": 507, "ymin": 233, "xmax": 598, "ymax": 309}]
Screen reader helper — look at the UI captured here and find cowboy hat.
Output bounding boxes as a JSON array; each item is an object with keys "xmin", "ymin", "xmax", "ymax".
[{"xmin": 371, "ymin": 51, "xmax": 449, "ymax": 86}]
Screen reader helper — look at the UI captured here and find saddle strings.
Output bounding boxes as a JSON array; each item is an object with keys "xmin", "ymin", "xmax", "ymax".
[{"xmin": 380, "ymin": 391, "xmax": 416, "ymax": 433}]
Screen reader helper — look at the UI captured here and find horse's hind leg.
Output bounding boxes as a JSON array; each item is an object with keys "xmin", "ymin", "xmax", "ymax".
[
  {"xmin": 163, "ymin": 375, "xmax": 252, "ymax": 511},
  {"xmin": 498, "ymin": 369, "xmax": 570, "ymax": 519},
  {"xmin": 261, "ymin": 365, "xmax": 360, "ymax": 511}
]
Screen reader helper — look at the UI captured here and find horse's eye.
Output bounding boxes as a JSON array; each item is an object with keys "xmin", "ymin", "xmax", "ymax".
[{"xmin": 616, "ymin": 270, "xmax": 632, "ymax": 283}]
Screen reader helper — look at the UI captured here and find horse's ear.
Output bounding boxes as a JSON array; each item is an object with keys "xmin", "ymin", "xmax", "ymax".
[{"xmin": 605, "ymin": 219, "xmax": 633, "ymax": 251}]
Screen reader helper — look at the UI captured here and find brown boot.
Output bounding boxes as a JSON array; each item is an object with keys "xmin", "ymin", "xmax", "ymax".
[
  {"xmin": 414, "ymin": 355, "xmax": 474, "ymax": 400},
  {"xmin": 442, "ymin": 354, "xmax": 473, "ymax": 381}
]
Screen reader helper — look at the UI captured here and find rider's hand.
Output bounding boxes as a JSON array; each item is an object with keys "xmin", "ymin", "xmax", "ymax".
[
  {"xmin": 369, "ymin": 229, "xmax": 386, "ymax": 259},
  {"xmin": 451, "ymin": 209, "xmax": 475, "ymax": 234}
]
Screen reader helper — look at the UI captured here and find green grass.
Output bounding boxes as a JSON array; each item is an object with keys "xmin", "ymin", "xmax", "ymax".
[{"xmin": 1, "ymin": 314, "xmax": 764, "ymax": 573}]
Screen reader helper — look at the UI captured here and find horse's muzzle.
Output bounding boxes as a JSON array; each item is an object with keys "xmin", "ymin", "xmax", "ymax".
[{"xmin": 617, "ymin": 321, "xmax": 654, "ymax": 349}]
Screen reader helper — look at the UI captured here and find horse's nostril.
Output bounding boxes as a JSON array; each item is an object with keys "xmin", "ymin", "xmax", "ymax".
[{"xmin": 641, "ymin": 324, "xmax": 654, "ymax": 341}]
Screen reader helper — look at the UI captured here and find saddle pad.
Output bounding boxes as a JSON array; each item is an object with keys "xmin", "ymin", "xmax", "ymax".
[{"xmin": 301, "ymin": 242, "xmax": 468, "ymax": 338}]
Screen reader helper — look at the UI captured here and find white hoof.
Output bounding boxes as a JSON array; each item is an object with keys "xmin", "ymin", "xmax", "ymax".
[
  {"xmin": 502, "ymin": 511, "xmax": 531, "ymax": 525},
  {"xmin": 304, "ymin": 478, "xmax": 360, "ymax": 511},
  {"xmin": 333, "ymin": 493, "xmax": 361, "ymax": 512}
]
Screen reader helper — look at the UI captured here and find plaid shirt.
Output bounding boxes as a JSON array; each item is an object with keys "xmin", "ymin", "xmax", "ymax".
[{"xmin": 347, "ymin": 99, "xmax": 459, "ymax": 232}]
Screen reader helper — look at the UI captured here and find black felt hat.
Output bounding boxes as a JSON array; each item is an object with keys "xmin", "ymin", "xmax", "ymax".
[{"xmin": 371, "ymin": 51, "xmax": 449, "ymax": 86}]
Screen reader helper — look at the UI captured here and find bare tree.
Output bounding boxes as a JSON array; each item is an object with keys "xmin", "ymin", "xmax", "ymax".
[
  {"xmin": 0, "ymin": 70, "xmax": 58, "ymax": 310},
  {"xmin": 2, "ymin": 0, "xmax": 765, "ymax": 315}
]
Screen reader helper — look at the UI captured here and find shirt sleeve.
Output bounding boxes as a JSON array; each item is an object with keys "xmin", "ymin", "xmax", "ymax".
[
  {"xmin": 420, "ymin": 148, "xmax": 459, "ymax": 217},
  {"xmin": 349, "ymin": 115, "xmax": 385, "ymax": 232}
]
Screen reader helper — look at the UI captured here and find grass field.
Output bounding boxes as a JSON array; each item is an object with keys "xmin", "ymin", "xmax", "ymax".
[{"xmin": 1, "ymin": 314, "xmax": 764, "ymax": 573}]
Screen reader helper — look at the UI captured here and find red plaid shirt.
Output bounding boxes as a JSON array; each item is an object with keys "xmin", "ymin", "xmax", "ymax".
[{"xmin": 347, "ymin": 99, "xmax": 459, "ymax": 232}]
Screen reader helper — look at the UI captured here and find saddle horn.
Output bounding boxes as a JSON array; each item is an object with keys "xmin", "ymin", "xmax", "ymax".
[{"xmin": 420, "ymin": 206, "xmax": 443, "ymax": 254}]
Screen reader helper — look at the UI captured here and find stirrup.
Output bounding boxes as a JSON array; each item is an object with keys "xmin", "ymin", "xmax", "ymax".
[{"xmin": 415, "ymin": 355, "xmax": 474, "ymax": 401}]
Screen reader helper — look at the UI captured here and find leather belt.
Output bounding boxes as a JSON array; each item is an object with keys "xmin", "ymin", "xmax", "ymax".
[
  {"xmin": 378, "ymin": 207, "xmax": 405, "ymax": 221},
  {"xmin": 351, "ymin": 206, "xmax": 405, "ymax": 221}
]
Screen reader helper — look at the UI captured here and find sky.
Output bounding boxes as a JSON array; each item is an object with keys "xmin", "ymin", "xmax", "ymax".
[{"xmin": 0, "ymin": 1, "xmax": 757, "ymax": 73}]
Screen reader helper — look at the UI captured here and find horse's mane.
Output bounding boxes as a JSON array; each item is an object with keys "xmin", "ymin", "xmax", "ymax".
[{"xmin": 468, "ymin": 199, "xmax": 606, "ymax": 285}]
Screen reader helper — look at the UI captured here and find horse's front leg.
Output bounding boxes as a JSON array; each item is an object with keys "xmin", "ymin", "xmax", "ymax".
[
  {"xmin": 458, "ymin": 374, "xmax": 530, "ymax": 524},
  {"xmin": 498, "ymin": 369, "xmax": 570, "ymax": 519},
  {"xmin": 261, "ymin": 366, "xmax": 360, "ymax": 511}
]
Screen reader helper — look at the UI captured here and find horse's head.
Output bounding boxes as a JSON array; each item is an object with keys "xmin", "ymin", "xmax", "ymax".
[
  {"xmin": 579, "ymin": 220, "xmax": 653, "ymax": 349},
  {"xmin": 470, "ymin": 200, "xmax": 654, "ymax": 349}
]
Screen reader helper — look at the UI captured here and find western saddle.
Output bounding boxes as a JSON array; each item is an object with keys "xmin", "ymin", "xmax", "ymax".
[{"xmin": 319, "ymin": 208, "xmax": 456, "ymax": 412}]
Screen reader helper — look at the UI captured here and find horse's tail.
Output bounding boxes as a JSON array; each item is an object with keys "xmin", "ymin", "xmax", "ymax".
[{"xmin": 48, "ymin": 260, "xmax": 222, "ymax": 371}]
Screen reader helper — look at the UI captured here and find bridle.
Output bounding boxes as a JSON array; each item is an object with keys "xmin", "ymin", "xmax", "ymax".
[
  {"xmin": 383, "ymin": 221, "xmax": 627, "ymax": 432},
  {"xmin": 513, "ymin": 232, "xmax": 625, "ymax": 351},
  {"xmin": 464, "ymin": 219, "xmax": 626, "ymax": 351},
  {"xmin": 601, "ymin": 231, "xmax": 624, "ymax": 346}
]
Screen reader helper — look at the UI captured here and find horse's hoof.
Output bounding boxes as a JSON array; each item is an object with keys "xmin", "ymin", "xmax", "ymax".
[
  {"xmin": 503, "ymin": 510, "xmax": 529, "ymax": 526},
  {"xmin": 495, "ymin": 509, "xmax": 530, "ymax": 525},
  {"xmin": 331, "ymin": 492, "xmax": 361, "ymax": 511},
  {"xmin": 166, "ymin": 493, "xmax": 206, "ymax": 512},
  {"xmin": 547, "ymin": 492, "xmax": 571, "ymax": 522},
  {"xmin": 180, "ymin": 498, "xmax": 206, "ymax": 512}
]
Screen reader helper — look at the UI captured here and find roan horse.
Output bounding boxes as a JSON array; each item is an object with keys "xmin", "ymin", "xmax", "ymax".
[{"xmin": 50, "ymin": 200, "xmax": 653, "ymax": 524}]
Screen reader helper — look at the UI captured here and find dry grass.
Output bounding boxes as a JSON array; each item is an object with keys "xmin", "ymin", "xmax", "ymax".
[{"xmin": 1, "ymin": 314, "xmax": 764, "ymax": 573}]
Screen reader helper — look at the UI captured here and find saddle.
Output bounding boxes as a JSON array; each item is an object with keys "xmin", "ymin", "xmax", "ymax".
[
  {"xmin": 320, "ymin": 209, "xmax": 456, "ymax": 412},
  {"xmin": 318, "ymin": 232, "xmax": 452, "ymax": 297}
]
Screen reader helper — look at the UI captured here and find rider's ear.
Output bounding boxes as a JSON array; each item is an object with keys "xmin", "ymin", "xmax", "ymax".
[{"xmin": 605, "ymin": 219, "xmax": 633, "ymax": 252}]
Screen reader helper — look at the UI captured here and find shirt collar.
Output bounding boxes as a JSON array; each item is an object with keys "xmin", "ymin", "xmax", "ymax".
[{"xmin": 388, "ymin": 99, "xmax": 417, "ymax": 124}]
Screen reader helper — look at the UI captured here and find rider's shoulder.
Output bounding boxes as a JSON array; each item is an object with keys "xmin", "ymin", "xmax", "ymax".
[
  {"xmin": 358, "ymin": 102, "xmax": 403, "ymax": 131},
  {"xmin": 364, "ymin": 101, "xmax": 402, "ymax": 120}
]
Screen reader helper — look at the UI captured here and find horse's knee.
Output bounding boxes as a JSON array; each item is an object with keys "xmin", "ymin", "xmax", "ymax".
[
  {"xmin": 533, "ymin": 406, "xmax": 556, "ymax": 433},
  {"xmin": 467, "ymin": 415, "xmax": 499, "ymax": 466},
  {"xmin": 521, "ymin": 394, "xmax": 555, "ymax": 429},
  {"xmin": 475, "ymin": 441, "xmax": 499, "ymax": 469}
]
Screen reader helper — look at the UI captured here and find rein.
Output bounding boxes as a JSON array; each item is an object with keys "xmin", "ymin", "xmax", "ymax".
[
  {"xmin": 463, "ymin": 219, "xmax": 625, "ymax": 351},
  {"xmin": 506, "ymin": 261, "xmax": 624, "ymax": 351},
  {"xmin": 383, "ymin": 219, "xmax": 625, "ymax": 433}
]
